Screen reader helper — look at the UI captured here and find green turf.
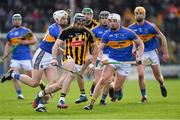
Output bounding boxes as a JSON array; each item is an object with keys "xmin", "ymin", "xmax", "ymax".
[{"xmin": 0, "ymin": 79, "xmax": 180, "ymax": 119}]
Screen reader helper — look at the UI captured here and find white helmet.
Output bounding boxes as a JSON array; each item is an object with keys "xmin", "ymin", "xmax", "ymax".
[
  {"xmin": 53, "ymin": 10, "xmax": 68, "ymax": 21},
  {"xmin": 73, "ymin": 13, "xmax": 85, "ymax": 22},
  {"xmin": 12, "ymin": 14, "xmax": 22, "ymax": 20},
  {"xmin": 108, "ymin": 13, "xmax": 121, "ymax": 22}
]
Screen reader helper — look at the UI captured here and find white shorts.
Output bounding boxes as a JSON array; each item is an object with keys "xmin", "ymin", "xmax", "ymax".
[
  {"xmin": 32, "ymin": 48, "xmax": 52, "ymax": 70},
  {"xmin": 103, "ymin": 54, "xmax": 109, "ymax": 59},
  {"xmin": 10, "ymin": 59, "xmax": 32, "ymax": 71},
  {"xmin": 143, "ymin": 50, "xmax": 159, "ymax": 65},
  {"xmin": 108, "ymin": 58, "xmax": 131, "ymax": 76}
]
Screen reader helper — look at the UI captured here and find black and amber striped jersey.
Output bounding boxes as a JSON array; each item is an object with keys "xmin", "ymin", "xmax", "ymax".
[
  {"xmin": 58, "ymin": 26, "xmax": 95, "ymax": 65},
  {"xmin": 85, "ymin": 19, "xmax": 99, "ymax": 30}
]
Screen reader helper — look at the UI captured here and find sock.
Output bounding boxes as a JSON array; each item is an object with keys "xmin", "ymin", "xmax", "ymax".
[
  {"xmin": 38, "ymin": 90, "xmax": 46, "ymax": 97},
  {"xmin": 80, "ymin": 89, "xmax": 86, "ymax": 96},
  {"xmin": 11, "ymin": 72, "xmax": 20, "ymax": 80},
  {"xmin": 39, "ymin": 81, "xmax": 46, "ymax": 90},
  {"xmin": 141, "ymin": 89, "xmax": 146, "ymax": 97},
  {"xmin": 90, "ymin": 84, "xmax": 95, "ymax": 94},
  {"xmin": 90, "ymin": 97, "xmax": 96, "ymax": 106},
  {"xmin": 16, "ymin": 89, "xmax": 22, "ymax": 95},
  {"xmin": 59, "ymin": 93, "xmax": 66, "ymax": 103},
  {"xmin": 101, "ymin": 94, "xmax": 107, "ymax": 101},
  {"xmin": 37, "ymin": 103, "xmax": 44, "ymax": 108},
  {"xmin": 158, "ymin": 81, "xmax": 163, "ymax": 86}
]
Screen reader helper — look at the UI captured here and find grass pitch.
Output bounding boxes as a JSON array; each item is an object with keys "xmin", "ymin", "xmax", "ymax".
[{"xmin": 0, "ymin": 79, "xmax": 180, "ymax": 119}]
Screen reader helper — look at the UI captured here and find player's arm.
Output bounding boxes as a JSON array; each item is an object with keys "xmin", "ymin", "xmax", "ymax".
[
  {"xmin": 19, "ymin": 31, "xmax": 38, "ymax": 45},
  {"xmin": 51, "ymin": 38, "xmax": 63, "ymax": 66},
  {"xmin": 52, "ymin": 38, "xmax": 64, "ymax": 58},
  {"xmin": 133, "ymin": 36, "xmax": 144, "ymax": 63},
  {"xmin": 155, "ymin": 26, "xmax": 170, "ymax": 62},
  {"xmin": 99, "ymin": 43, "xmax": 105, "ymax": 59},
  {"xmin": 91, "ymin": 42, "xmax": 99, "ymax": 65},
  {"xmin": 26, "ymin": 32, "xmax": 38, "ymax": 45},
  {"xmin": 51, "ymin": 29, "xmax": 66, "ymax": 65},
  {"xmin": 3, "ymin": 42, "xmax": 11, "ymax": 57},
  {"xmin": 99, "ymin": 31, "xmax": 108, "ymax": 64}
]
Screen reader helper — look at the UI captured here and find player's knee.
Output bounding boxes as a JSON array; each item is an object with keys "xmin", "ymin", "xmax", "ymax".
[
  {"xmin": 55, "ymin": 84, "xmax": 62, "ymax": 90},
  {"xmin": 99, "ymin": 78, "xmax": 107, "ymax": 85},
  {"xmin": 31, "ymin": 82, "xmax": 40, "ymax": 87},
  {"xmin": 155, "ymin": 74, "xmax": 163, "ymax": 81},
  {"xmin": 138, "ymin": 74, "xmax": 144, "ymax": 81},
  {"xmin": 48, "ymin": 80, "xmax": 57, "ymax": 85}
]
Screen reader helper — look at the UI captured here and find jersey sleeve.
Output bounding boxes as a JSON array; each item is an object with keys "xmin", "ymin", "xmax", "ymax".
[
  {"xmin": 6, "ymin": 33, "xmax": 11, "ymax": 42},
  {"xmin": 128, "ymin": 30, "xmax": 138, "ymax": 41},
  {"xmin": 88, "ymin": 30, "xmax": 95, "ymax": 44},
  {"xmin": 58, "ymin": 30, "xmax": 67, "ymax": 41},
  {"xmin": 49, "ymin": 26, "xmax": 59, "ymax": 39}
]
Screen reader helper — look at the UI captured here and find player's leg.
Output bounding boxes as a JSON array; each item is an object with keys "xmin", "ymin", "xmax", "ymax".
[
  {"xmin": 93, "ymin": 68, "xmax": 109, "ymax": 105},
  {"xmin": 57, "ymin": 60, "xmax": 75, "ymax": 108},
  {"xmin": 150, "ymin": 50, "xmax": 167, "ymax": 97},
  {"xmin": 90, "ymin": 68, "xmax": 102, "ymax": 96},
  {"xmin": 34, "ymin": 66, "xmax": 58, "ymax": 112},
  {"xmin": 75, "ymin": 59, "xmax": 91, "ymax": 104},
  {"xmin": 99, "ymin": 81, "xmax": 110, "ymax": 105},
  {"xmin": 112, "ymin": 73, "xmax": 126, "ymax": 101},
  {"xmin": 11, "ymin": 67, "xmax": 24, "ymax": 99},
  {"xmin": 1, "ymin": 49, "xmax": 45, "ymax": 87},
  {"xmin": 137, "ymin": 64, "xmax": 147, "ymax": 102},
  {"xmin": 151, "ymin": 64, "xmax": 167, "ymax": 97},
  {"xmin": 9, "ymin": 59, "xmax": 24, "ymax": 99},
  {"xmin": 112, "ymin": 63, "xmax": 131, "ymax": 102},
  {"xmin": 84, "ymin": 64, "xmax": 115, "ymax": 110}
]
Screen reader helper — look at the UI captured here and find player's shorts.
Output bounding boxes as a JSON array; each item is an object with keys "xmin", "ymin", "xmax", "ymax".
[
  {"xmin": 10, "ymin": 59, "xmax": 32, "ymax": 71},
  {"xmin": 32, "ymin": 48, "xmax": 53, "ymax": 70},
  {"xmin": 108, "ymin": 58, "xmax": 131, "ymax": 76},
  {"xmin": 143, "ymin": 49, "xmax": 159, "ymax": 65}
]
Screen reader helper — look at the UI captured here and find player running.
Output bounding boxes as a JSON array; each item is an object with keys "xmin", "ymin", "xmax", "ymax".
[
  {"xmin": 89, "ymin": 11, "xmax": 111, "ymax": 105},
  {"xmin": 32, "ymin": 13, "xmax": 98, "ymax": 111},
  {"xmin": 1, "ymin": 10, "xmax": 68, "ymax": 112},
  {"xmin": 128, "ymin": 6, "xmax": 169, "ymax": 102},
  {"xmin": 84, "ymin": 13, "xmax": 144, "ymax": 110},
  {"xmin": 2, "ymin": 14, "xmax": 37, "ymax": 99}
]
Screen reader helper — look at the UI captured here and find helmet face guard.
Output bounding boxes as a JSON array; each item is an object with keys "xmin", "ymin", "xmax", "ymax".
[
  {"xmin": 108, "ymin": 13, "xmax": 121, "ymax": 22},
  {"xmin": 12, "ymin": 14, "xmax": 22, "ymax": 21},
  {"xmin": 73, "ymin": 13, "xmax": 86, "ymax": 24},
  {"xmin": 53, "ymin": 10, "xmax": 68, "ymax": 22},
  {"xmin": 82, "ymin": 8, "xmax": 93, "ymax": 14},
  {"xmin": 99, "ymin": 11, "xmax": 110, "ymax": 19}
]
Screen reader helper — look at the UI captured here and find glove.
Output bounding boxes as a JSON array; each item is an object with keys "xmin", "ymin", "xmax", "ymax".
[{"xmin": 22, "ymin": 32, "xmax": 33, "ymax": 40}]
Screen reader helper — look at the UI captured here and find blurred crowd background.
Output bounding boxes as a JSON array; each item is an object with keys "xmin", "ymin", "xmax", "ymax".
[{"xmin": 0, "ymin": 0, "xmax": 180, "ymax": 64}]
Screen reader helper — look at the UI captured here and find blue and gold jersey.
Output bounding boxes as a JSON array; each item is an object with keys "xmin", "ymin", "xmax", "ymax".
[
  {"xmin": 40, "ymin": 23, "xmax": 62, "ymax": 53},
  {"xmin": 92, "ymin": 25, "xmax": 110, "ymax": 54},
  {"xmin": 6, "ymin": 27, "xmax": 32, "ymax": 60},
  {"xmin": 128, "ymin": 20, "xmax": 159, "ymax": 52},
  {"xmin": 102, "ymin": 27, "xmax": 138, "ymax": 61}
]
